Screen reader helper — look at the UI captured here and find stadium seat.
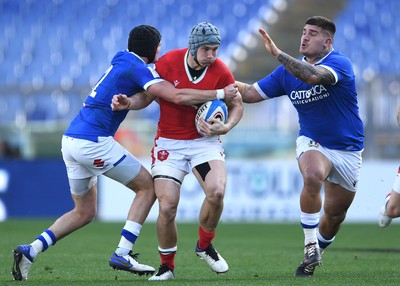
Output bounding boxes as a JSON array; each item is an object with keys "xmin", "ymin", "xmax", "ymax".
[{"xmin": 1, "ymin": 0, "xmax": 399, "ymax": 135}]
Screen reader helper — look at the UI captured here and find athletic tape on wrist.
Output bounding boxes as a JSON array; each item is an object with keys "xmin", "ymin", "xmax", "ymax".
[{"xmin": 216, "ymin": 89, "xmax": 225, "ymax": 100}]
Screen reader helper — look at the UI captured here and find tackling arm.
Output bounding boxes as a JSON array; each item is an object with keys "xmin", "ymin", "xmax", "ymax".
[
  {"xmin": 147, "ymin": 80, "xmax": 238, "ymax": 106},
  {"xmin": 111, "ymin": 92, "xmax": 156, "ymax": 111},
  {"xmin": 236, "ymin": 80, "xmax": 265, "ymax": 103},
  {"xmin": 129, "ymin": 91, "xmax": 156, "ymax": 110}
]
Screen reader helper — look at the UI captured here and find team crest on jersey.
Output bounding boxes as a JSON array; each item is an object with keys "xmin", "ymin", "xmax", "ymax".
[
  {"xmin": 157, "ymin": 150, "xmax": 169, "ymax": 161},
  {"xmin": 308, "ymin": 140, "xmax": 319, "ymax": 148}
]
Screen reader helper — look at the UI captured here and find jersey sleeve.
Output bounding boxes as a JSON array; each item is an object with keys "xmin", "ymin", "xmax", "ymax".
[
  {"xmin": 131, "ymin": 64, "xmax": 164, "ymax": 91},
  {"xmin": 255, "ymin": 65, "xmax": 287, "ymax": 99},
  {"xmin": 318, "ymin": 53, "xmax": 355, "ymax": 85}
]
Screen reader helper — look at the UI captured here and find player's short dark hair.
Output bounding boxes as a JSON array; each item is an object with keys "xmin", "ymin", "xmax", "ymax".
[
  {"xmin": 305, "ymin": 16, "xmax": 336, "ymax": 37},
  {"xmin": 128, "ymin": 25, "xmax": 161, "ymax": 63}
]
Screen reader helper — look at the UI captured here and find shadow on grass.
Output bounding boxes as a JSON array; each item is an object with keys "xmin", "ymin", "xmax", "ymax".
[{"xmin": 331, "ymin": 247, "xmax": 400, "ymax": 253}]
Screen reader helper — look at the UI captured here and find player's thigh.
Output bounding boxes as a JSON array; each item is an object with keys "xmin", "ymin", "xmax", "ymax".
[
  {"xmin": 298, "ymin": 150, "xmax": 332, "ymax": 181},
  {"xmin": 193, "ymin": 160, "xmax": 226, "ymax": 196},
  {"xmin": 71, "ymin": 183, "xmax": 98, "ymax": 214},
  {"xmin": 103, "ymin": 152, "xmax": 142, "ymax": 186},
  {"xmin": 323, "ymin": 181, "xmax": 355, "ymax": 216},
  {"xmin": 124, "ymin": 165, "xmax": 154, "ymax": 193},
  {"xmin": 154, "ymin": 178, "xmax": 181, "ymax": 209}
]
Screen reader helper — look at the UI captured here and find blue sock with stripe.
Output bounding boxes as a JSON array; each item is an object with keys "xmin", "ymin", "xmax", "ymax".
[
  {"xmin": 300, "ymin": 212, "xmax": 320, "ymax": 245},
  {"xmin": 317, "ymin": 230, "xmax": 335, "ymax": 252},
  {"xmin": 30, "ymin": 229, "xmax": 57, "ymax": 258}
]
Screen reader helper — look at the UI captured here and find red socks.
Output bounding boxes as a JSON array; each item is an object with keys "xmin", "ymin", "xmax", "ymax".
[
  {"xmin": 160, "ymin": 251, "xmax": 176, "ymax": 270},
  {"xmin": 197, "ymin": 226, "xmax": 215, "ymax": 250}
]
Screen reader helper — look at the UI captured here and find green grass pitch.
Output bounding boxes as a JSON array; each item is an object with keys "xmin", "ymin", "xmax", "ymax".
[{"xmin": 1, "ymin": 220, "xmax": 399, "ymax": 285}]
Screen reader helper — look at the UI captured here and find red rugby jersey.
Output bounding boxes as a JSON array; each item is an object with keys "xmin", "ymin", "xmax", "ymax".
[{"xmin": 154, "ymin": 48, "xmax": 234, "ymax": 140}]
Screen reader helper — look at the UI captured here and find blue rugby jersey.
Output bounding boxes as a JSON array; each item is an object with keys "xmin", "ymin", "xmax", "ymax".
[
  {"xmin": 64, "ymin": 50, "xmax": 163, "ymax": 142},
  {"xmin": 254, "ymin": 50, "xmax": 364, "ymax": 151}
]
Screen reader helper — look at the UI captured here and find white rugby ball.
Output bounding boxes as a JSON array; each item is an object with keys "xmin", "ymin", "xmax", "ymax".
[{"xmin": 195, "ymin": 100, "xmax": 228, "ymax": 136}]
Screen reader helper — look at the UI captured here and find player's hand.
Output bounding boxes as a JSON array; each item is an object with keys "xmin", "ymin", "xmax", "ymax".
[
  {"xmin": 223, "ymin": 83, "xmax": 239, "ymax": 100},
  {"xmin": 259, "ymin": 27, "xmax": 281, "ymax": 58},
  {"xmin": 197, "ymin": 117, "xmax": 227, "ymax": 137},
  {"xmin": 111, "ymin": 94, "xmax": 130, "ymax": 111}
]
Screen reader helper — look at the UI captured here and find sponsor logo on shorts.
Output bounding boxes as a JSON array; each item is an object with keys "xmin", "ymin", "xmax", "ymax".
[
  {"xmin": 93, "ymin": 159, "xmax": 105, "ymax": 168},
  {"xmin": 157, "ymin": 150, "xmax": 169, "ymax": 161}
]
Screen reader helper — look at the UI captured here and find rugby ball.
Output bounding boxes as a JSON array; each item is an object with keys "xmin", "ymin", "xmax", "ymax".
[{"xmin": 195, "ymin": 100, "xmax": 228, "ymax": 136}]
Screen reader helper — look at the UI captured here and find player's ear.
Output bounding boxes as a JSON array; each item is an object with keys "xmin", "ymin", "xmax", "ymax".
[{"xmin": 324, "ymin": 37, "xmax": 332, "ymax": 47}]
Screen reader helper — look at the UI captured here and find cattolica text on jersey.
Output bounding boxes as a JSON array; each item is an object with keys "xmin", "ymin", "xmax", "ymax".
[{"xmin": 290, "ymin": 85, "xmax": 330, "ymax": 105}]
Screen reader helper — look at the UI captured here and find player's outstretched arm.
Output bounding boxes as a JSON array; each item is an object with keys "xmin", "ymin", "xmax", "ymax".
[
  {"xmin": 259, "ymin": 27, "xmax": 282, "ymax": 58},
  {"xmin": 259, "ymin": 27, "xmax": 334, "ymax": 85},
  {"xmin": 147, "ymin": 81, "xmax": 238, "ymax": 106},
  {"xmin": 111, "ymin": 92, "xmax": 156, "ymax": 111},
  {"xmin": 236, "ymin": 80, "xmax": 265, "ymax": 103}
]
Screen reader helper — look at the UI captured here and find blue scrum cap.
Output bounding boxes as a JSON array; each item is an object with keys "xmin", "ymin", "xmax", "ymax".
[{"xmin": 188, "ymin": 22, "xmax": 221, "ymax": 60}]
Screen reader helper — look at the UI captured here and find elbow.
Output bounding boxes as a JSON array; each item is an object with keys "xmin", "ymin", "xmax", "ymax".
[
  {"xmin": 242, "ymin": 97, "xmax": 251, "ymax": 104},
  {"xmin": 305, "ymin": 75, "xmax": 321, "ymax": 85},
  {"xmin": 171, "ymin": 96, "xmax": 185, "ymax": 105},
  {"xmin": 242, "ymin": 96, "xmax": 258, "ymax": 104}
]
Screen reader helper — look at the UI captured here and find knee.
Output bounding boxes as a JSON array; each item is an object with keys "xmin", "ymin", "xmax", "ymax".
[
  {"xmin": 158, "ymin": 201, "xmax": 178, "ymax": 221},
  {"xmin": 135, "ymin": 186, "xmax": 157, "ymax": 202},
  {"xmin": 386, "ymin": 204, "xmax": 400, "ymax": 218},
  {"xmin": 206, "ymin": 184, "xmax": 225, "ymax": 205},
  {"xmin": 302, "ymin": 170, "xmax": 325, "ymax": 190},
  {"xmin": 76, "ymin": 207, "xmax": 97, "ymax": 225}
]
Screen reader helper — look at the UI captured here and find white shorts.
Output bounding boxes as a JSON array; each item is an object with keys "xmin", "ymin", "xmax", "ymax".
[
  {"xmin": 296, "ymin": 135, "xmax": 363, "ymax": 192},
  {"xmin": 151, "ymin": 136, "xmax": 225, "ymax": 183},
  {"xmin": 62, "ymin": 135, "xmax": 141, "ymax": 194},
  {"xmin": 393, "ymin": 167, "xmax": 400, "ymax": 194}
]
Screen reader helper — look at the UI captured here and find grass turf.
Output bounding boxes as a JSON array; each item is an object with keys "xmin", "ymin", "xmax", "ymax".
[{"xmin": 1, "ymin": 220, "xmax": 399, "ymax": 285}]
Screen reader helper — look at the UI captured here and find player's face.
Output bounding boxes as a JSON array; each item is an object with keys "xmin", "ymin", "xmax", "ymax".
[
  {"xmin": 196, "ymin": 45, "xmax": 219, "ymax": 67},
  {"xmin": 299, "ymin": 24, "xmax": 330, "ymax": 59},
  {"xmin": 152, "ymin": 43, "xmax": 162, "ymax": 63}
]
